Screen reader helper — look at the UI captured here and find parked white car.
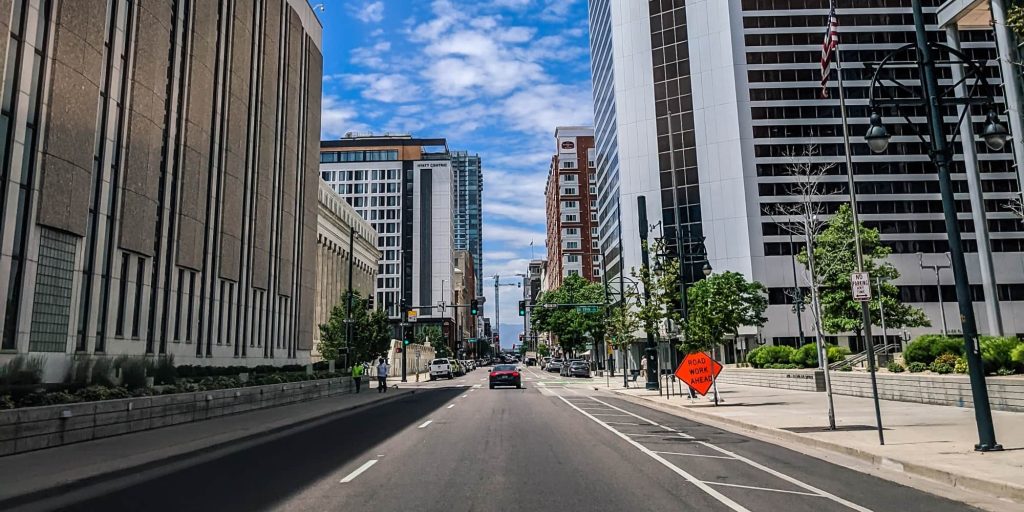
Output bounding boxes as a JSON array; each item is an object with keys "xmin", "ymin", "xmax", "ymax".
[{"xmin": 429, "ymin": 358, "xmax": 454, "ymax": 380}]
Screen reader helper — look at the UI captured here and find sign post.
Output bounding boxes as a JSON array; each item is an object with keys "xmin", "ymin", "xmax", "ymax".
[
  {"xmin": 851, "ymin": 271, "xmax": 872, "ymax": 302},
  {"xmin": 674, "ymin": 353, "xmax": 723, "ymax": 399}
]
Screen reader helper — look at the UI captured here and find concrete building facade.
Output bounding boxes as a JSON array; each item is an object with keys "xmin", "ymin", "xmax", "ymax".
[
  {"xmin": 544, "ymin": 126, "xmax": 600, "ymax": 291},
  {"xmin": 318, "ymin": 136, "xmax": 454, "ymax": 326},
  {"xmin": 589, "ymin": 0, "xmax": 1024, "ymax": 359},
  {"xmin": 313, "ymin": 181, "xmax": 380, "ymax": 360},
  {"xmin": 0, "ymin": 0, "xmax": 323, "ymax": 380},
  {"xmin": 453, "ymin": 249, "xmax": 476, "ymax": 356}
]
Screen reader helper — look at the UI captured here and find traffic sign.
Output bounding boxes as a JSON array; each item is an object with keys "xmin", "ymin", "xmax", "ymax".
[
  {"xmin": 576, "ymin": 305, "xmax": 600, "ymax": 313},
  {"xmin": 850, "ymin": 272, "xmax": 871, "ymax": 302},
  {"xmin": 674, "ymin": 353, "xmax": 723, "ymax": 396}
]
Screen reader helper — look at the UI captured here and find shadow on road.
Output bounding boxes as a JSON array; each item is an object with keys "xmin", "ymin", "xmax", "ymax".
[{"xmin": 55, "ymin": 387, "xmax": 465, "ymax": 512}]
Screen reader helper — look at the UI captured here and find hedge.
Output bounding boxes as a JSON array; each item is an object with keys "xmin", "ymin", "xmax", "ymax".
[{"xmin": 903, "ymin": 335, "xmax": 964, "ymax": 365}]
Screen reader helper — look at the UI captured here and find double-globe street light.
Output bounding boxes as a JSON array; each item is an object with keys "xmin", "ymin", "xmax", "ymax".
[{"xmin": 862, "ymin": 0, "xmax": 1005, "ymax": 451}]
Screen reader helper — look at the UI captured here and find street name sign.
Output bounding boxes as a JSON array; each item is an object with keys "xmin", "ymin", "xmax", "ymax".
[
  {"xmin": 576, "ymin": 305, "xmax": 600, "ymax": 313},
  {"xmin": 850, "ymin": 272, "xmax": 871, "ymax": 302},
  {"xmin": 674, "ymin": 353, "xmax": 723, "ymax": 396}
]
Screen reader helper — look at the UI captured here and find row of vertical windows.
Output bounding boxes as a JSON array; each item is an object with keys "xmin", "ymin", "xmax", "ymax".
[{"xmin": 320, "ymin": 150, "xmax": 398, "ymax": 163}]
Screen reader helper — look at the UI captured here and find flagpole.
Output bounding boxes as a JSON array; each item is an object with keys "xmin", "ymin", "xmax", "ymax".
[{"xmin": 830, "ymin": 5, "xmax": 884, "ymax": 445}]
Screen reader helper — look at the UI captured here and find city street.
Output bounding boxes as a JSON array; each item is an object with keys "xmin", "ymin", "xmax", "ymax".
[{"xmin": 32, "ymin": 367, "xmax": 979, "ymax": 512}]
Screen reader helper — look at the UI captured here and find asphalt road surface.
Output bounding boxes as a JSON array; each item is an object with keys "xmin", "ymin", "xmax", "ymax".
[{"xmin": 44, "ymin": 367, "xmax": 979, "ymax": 512}]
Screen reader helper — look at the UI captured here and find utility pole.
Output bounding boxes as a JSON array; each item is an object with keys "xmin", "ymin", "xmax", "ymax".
[
  {"xmin": 637, "ymin": 195, "xmax": 658, "ymax": 391},
  {"xmin": 345, "ymin": 227, "xmax": 356, "ymax": 371}
]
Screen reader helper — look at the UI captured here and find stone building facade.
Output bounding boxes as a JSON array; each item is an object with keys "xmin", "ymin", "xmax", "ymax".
[{"xmin": 0, "ymin": 0, "xmax": 323, "ymax": 380}]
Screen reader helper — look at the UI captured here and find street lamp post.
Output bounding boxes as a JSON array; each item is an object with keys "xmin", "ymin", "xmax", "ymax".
[
  {"xmin": 637, "ymin": 195, "xmax": 659, "ymax": 391},
  {"xmin": 917, "ymin": 252, "xmax": 951, "ymax": 337},
  {"xmin": 864, "ymin": 0, "xmax": 1005, "ymax": 451}
]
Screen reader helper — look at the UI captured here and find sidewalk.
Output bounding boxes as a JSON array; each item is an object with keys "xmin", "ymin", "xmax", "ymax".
[
  {"xmin": 0, "ymin": 384, "xmax": 416, "ymax": 507},
  {"xmin": 596, "ymin": 379, "xmax": 1024, "ymax": 505}
]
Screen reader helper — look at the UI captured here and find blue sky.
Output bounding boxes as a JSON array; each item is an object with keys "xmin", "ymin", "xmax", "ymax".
[{"xmin": 315, "ymin": 0, "xmax": 594, "ymax": 344}]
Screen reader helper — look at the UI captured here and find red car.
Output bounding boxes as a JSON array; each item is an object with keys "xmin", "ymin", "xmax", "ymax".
[{"xmin": 489, "ymin": 364, "xmax": 521, "ymax": 389}]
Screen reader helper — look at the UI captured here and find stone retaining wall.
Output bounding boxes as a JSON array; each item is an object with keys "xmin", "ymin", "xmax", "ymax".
[
  {"xmin": 714, "ymin": 368, "xmax": 825, "ymax": 392},
  {"xmin": 0, "ymin": 376, "xmax": 363, "ymax": 457},
  {"xmin": 718, "ymin": 368, "xmax": 1024, "ymax": 412},
  {"xmin": 827, "ymin": 372, "xmax": 1024, "ymax": 412}
]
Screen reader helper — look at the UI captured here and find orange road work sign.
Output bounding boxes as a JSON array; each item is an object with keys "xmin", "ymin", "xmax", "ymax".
[{"xmin": 674, "ymin": 353, "xmax": 723, "ymax": 396}]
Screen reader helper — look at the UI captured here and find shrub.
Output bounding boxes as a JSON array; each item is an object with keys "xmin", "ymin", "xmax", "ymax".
[
  {"xmin": 826, "ymin": 345, "xmax": 851, "ymax": 364},
  {"xmin": 152, "ymin": 355, "xmax": 176, "ymax": 385},
  {"xmin": 90, "ymin": 357, "xmax": 115, "ymax": 387},
  {"xmin": 115, "ymin": 356, "xmax": 148, "ymax": 390},
  {"xmin": 930, "ymin": 353, "xmax": 958, "ymax": 374},
  {"xmin": 0, "ymin": 355, "xmax": 46, "ymax": 387},
  {"xmin": 1012, "ymin": 344, "xmax": 1024, "ymax": 371},
  {"xmin": 0, "ymin": 395, "xmax": 13, "ymax": 409},
  {"xmin": 106, "ymin": 387, "xmax": 131, "ymax": 399},
  {"xmin": 904, "ymin": 335, "xmax": 963, "ymax": 365},
  {"xmin": 995, "ymin": 367, "xmax": 1016, "ymax": 376},
  {"xmin": 46, "ymin": 391, "xmax": 81, "ymax": 404},
  {"xmin": 75, "ymin": 385, "xmax": 111, "ymax": 402},
  {"xmin": 907, "ymin": 361, "xmax": 927, "ymax": 373},
  {"xmin": 17, "ymin": 392, "xmax": 53, "ymax": 408},
  {"xmin": 979, "ymin": 336, "xmax": 1021, "ymax": 374},
  {"xmin": 954, "ymin": 357, "xmax": 968, "ymax": 374},
  {"xmin": 751, "ymin": 345, "xmax": 796, "ymax": 368},
  {"xmin": 887, "ymin": 361, "xmax": 905, "ymax": 373},
  {"xmin": 839, "ymin": 365, "xmax": 853, "ymax": 372},
  {"xmin": 745, "ymin": 345, "xmax": 765, "ymax": 367},
  {"xmin": 790, "ymin": 344, "xmax": 820, "ymax": 368}
]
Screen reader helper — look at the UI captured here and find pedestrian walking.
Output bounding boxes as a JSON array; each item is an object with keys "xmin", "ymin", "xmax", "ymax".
[
  {"xmin": 377, "ymin": 357, "xmax": 389, "ymax": 392},
  {"xmin": 352, "ymin": 363, "xmax": 363, "ymax": 393},
  {"xmin": 639, "ymin": 356, "xmax": 648, "ymax": 382}
]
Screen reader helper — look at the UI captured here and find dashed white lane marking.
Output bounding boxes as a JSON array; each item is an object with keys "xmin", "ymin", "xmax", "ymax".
[
  {"xmin": 472, "ymin": 384, "xmax": 482, "ymax": 388},
  {"xmin": 653, "ymin": 451, "xmax": 735, "ymax": 460},
  {"xmin": 555, "ymin": 394, "xmax": 750, "ymax": 512},
  {"xmin": 702, "ymin": 481, "xmax": 823, "ymax": 498},
  {"xmin": 417, "ymin": 420, "xmax": 433, "ymax": 429},
  {"xmin": 461, "ymin": 394, "xmax": 468, "ymax": 398},
  {"xmin": 339, "ymin": 459, "xmax": 378, "ymax": 483},
  {"xmin": 447, "ymin": 404, "xmax": 455, "ymax": 409}
]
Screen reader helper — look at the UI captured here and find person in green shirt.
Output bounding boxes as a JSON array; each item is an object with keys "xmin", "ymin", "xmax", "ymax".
[{"xmin": 352, "ymin": 363, "xmax": 363, "ymax": 393}]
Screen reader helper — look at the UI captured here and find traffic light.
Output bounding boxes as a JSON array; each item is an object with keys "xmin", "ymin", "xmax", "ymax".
[
  {"xmin": 518, "ymin": 300, "xmax": 526, "ymax": 317},
  {"xmin": 402, "ymin": 324, "xmax": 411, "ymax": 346},
  {"xmin": 470, "ymin": 299, "xmax": 479, "ymax": 316}
]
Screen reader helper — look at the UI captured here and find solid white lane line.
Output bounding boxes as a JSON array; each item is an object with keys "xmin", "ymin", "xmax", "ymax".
[
  {"xmin": 461, "ymin": 394, "xmax": 468, "ymax": 398},
  {"xmin": 590, "ymin": 413, "xmax": 634, "ymax": 417},
  {"xmin": 447, "ymin": 404, "xmax": 455, "ymax": 409},
  {"xmin": 339, "ymin": 459, "xmax": 378, "ymax": 483},
  {"xmin": 417, "ymin": 420, "xmax": 433, "ymax": 429},
  {"xmin": 473, "ymin": 384, "xmax": 482, "ymax": 388},
  {"xmin": 653, "ymin": 451, "xmax": 736, "ymax": 460},
  {"xmin": 701, "ymin": 481, "xmax": 823, "ymax": 498},
  {"xmin": 696, "ymin": 442, "xmax": 872, "ymax": 512},
  {"xmin": 555, "ymin": 393, "xmax": 750, "ymax": 512},
  {"xmin": 603, "ymin": 421, "xmax": 644, "ymax": 426}
]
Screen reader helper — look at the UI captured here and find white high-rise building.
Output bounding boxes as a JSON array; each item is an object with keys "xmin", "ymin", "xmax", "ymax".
[
  {"xmin": 319, "ymin": 136, "xmax": 454, "ymax": 323},
  {"xmin": 589, "ymin": 0, "xmax": 1024, "ymax": 361}
]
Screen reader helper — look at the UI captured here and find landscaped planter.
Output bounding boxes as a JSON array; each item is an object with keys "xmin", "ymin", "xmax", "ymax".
[{"xmin": 0, "ymin": 376, "xmax": 363, "ymax": 457}]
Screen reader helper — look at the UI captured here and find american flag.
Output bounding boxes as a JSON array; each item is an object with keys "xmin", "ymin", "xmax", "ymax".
[{"xmin": 820, "ymin": 3, "xmax": 839, "ymax": 98}]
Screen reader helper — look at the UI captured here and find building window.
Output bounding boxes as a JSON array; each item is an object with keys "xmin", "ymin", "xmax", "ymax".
[
  {"xmin": 566, "ymin": 241, "xmax": 579, "ymax": 249},
  {"xmin": 589, "ymin": 185, "xmax": 597, "ymax": 195},
  {"xmin": 565, "ymin": 228, "xmax": 579, "ymax": 235},
  {"xmin": 593, "ymin": 267, "xmax": 601, "ymax": 277},
  {"xmin": 560, "ymin": 173, "xmax": 577, "ymax": 182},
  {"xmin": 132, "ymin": 257, "xmax": 144, "ymax": 338},
  {"xmin": 561, "ymin": 186, "xmax": 578, "ymax": 195},
  {"xmin": 563, "ymin": 214, "xmax": 578, "ymax": 223},
  {"xmin": 591, "ymin": 240, "xmax": 599, "ymax": 250},
  {"xmin": 561, "ymin": 160, "xmax": 577, "ymax": 169},
  {"xmin": 28, "ymin": 228, "xmax": 76, "ymax": 352},
  {"xmin": 115, "ymin": 254, "xmax": 129, "ymax": 336},
  {"xmin": 566, "ymin": 254, "xmax": 580, "ymax": 263},
  {"xmin": 568, "ymin": 269, "xmax": 579, "ymax": 276},
  {"xmin": 561, "ymin": 200, "xmax": 578, "ymax": 209}
]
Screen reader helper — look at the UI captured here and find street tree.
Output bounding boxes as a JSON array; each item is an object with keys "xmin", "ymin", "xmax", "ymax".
[
  {"xmin": 679, "ymin": 271, "xmax": 767, "ymax": 353},
  {"xmin": 802, "ymin": 203, "xmax": 929, "ymax": 339},
  {"xmin": 537, "ymin": 343, "xmax": 551, "ymax": 357},
  {"xmin": 530, "ymin": 274, "xmax": 605, "ymax": 356},
  {"xmin": 416, "ymin": 325, "xmax": 449, "ymax": 358},
  {"xmin": 318, "ymin": 292, "xmax": 391, "ymax": 366},
  {"xmin": 605, "ymin": 294, "xmax": 641, "ymax": 350},
  {"xmin": 629, "ymin": 238, "xmax": 683, "ymax": 343}
]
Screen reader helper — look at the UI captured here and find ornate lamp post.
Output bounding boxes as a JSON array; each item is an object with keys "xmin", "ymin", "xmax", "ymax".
[{"xmin": 863, "ymin": 0, "xmax": 1005, "ymax": 451}]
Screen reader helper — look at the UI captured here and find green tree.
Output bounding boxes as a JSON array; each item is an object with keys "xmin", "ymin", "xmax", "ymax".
[
  {"xmin": 605, "ymin": 293, "xmax": 640, "ymax": 349},
  {"xmin": 318, "ymin": 292, "xmax": 391, "ymax": 366},
  {"xmin": 416, "ymin": 325, "xmax": 449, "ymax": 357},
  {"xmin": 530, "ymin": 274, "xmax": 606, "ymax": 356},
  {"xmin": 680, "ymin": 271, "xmax": 767, "ymax": 353},
  {"xmin": 537, "ymin": 343, "xmax": 551, "ymax": 357},
  {"xmin": 631, "ymin": 239, "xmax": 683, "ymax": 342},
  {"xmin": 800, "ymin": 204, "xmax": 929, "ymax": 338}
]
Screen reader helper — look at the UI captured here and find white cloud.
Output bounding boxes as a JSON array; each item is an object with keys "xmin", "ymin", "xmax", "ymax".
[
  {"xmin": 499, "ymin": 83, "xmax": 593, "ymax": 135},
  {"xmin": 352, "ymin": 1, "xmax": 384, "ymax": 23},
  {"xmin": 350, "ymin": 41, "xmax": 391, "ymax": 70},
  {"xmin": 486, "ymin": 224, "xmax": 545, "ymax": 245},
  {"xmin": 490, "ymin": 0, "xmax": 532, "ymax": 9},
  {"xmin": 320, "ymin": 95, "xmax": 369, "ymax": 139},
  {"xmin": 339, "ymin": 73, "xmax": 423, "ymax": 103},
  {"xmin": 540, "ymin": 0, "xmax": 579, "ymax": 21}
]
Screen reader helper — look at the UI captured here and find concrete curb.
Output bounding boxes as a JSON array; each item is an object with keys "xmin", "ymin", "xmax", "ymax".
[
  {"xmin": 608, "ymin": 389, "xmax": 1024, "ymax": 505},
  {"xmin": 0, "ymin": 389, "xmax": 417, "ymax": 509}
]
